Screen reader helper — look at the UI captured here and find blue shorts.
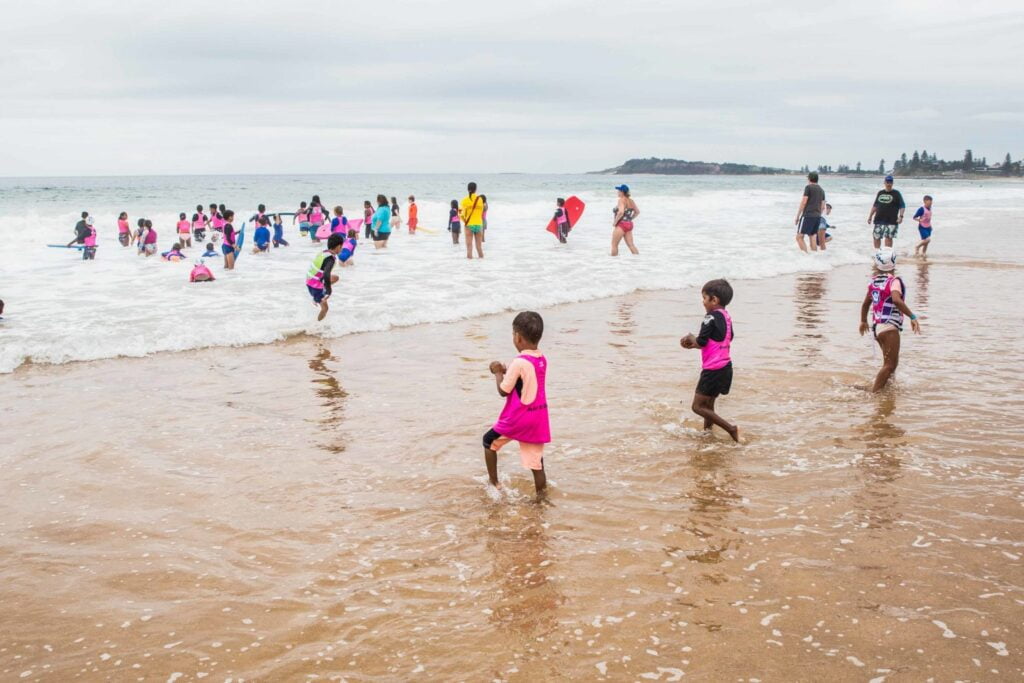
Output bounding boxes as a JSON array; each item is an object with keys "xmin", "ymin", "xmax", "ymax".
[
  {"xmin": 299, "ymin": 221, "xmax": 310, "ymax": 231},
  {"xmin": 221, "ymin": 244, "xmax": 234, "ymax": 256},
  {"xmin": 918, "ymin": 227, "xmax": 932, "ymax": 240},
  {"xmin": 339, "ymin": 248, "xmax": 353, "ymax": 262},
  {"xmin": 308, "ymin": 285, "xmax": 326, "ymax": 303},
  {"xmin": 255, "ymin": 242, "xmax": 269, "ymax": 251}
]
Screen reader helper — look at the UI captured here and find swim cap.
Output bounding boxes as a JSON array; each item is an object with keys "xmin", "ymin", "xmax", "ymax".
[{"xmin": 873, "ymin": 248, "xmax": 896, "ymax": 272}]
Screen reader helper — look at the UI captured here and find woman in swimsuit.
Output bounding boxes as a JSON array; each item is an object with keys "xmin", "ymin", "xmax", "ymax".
[{"xmin": 611, "ymin": 184, "xmax": 639, "ymax": 256}]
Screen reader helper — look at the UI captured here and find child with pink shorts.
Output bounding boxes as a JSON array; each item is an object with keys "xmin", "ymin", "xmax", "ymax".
[{"xmin": 483, "ymin": 311, "xmax": 551, "ymax": 497}]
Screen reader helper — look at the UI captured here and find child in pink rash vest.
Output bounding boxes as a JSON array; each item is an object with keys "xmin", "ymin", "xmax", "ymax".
[
  {"xmin": 483, "ymin": 311, "xmax": 551, "ymax": 497},
  {"xmin": 680, "ymin": 279, "xmax": 740, "ymax": 442}
]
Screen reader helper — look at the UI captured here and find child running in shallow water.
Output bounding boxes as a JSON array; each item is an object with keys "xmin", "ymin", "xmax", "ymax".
[
  {"xmin": 306, "ymin": 233, "xmax": 344, "ymax": 321},
  {"xmin": 483, "ymin": 311, "xmax": 551, "ymax": 498},
  {"xmin": 680, "ymin": 279, "xmax": 740, "ymax": 442},
  {"xmin": 860, "ymin": 248, "xmax": 921, "ymax": 392},
  {"xmin": 913, "ymin": 195, "xmax": 934, "ymax": 257}
]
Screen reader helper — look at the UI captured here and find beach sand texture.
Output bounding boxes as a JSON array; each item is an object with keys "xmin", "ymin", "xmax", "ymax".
[{"xmin": 1, "ymin": 257, "xmax": 1022, "ymax": 680}]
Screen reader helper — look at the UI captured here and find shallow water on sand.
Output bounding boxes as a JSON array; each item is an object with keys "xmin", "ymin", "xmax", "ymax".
[{"xmin": 1, "ymin": 259, "xmax": 1023, "ymax": 680}]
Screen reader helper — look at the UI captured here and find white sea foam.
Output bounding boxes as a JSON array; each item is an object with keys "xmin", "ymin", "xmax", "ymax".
[{"xmin": 1, "ymin": 174, "xmax": 1020, "ymax": 373}]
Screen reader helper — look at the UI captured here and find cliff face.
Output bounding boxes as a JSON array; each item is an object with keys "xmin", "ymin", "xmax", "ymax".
[{"xmin": 597, "ymin": 157, "xmax": 790, "ymax": 175}]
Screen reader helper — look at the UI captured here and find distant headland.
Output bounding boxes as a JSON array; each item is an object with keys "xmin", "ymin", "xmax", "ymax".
[{"xmin": 594, "ymin": 157, "xmax": 790, "ymax": 175}]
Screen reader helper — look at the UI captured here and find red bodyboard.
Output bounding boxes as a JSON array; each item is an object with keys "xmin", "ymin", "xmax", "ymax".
[{"xmin": 546, "ymin": 196, "xmax": 586, "ymax": 236}]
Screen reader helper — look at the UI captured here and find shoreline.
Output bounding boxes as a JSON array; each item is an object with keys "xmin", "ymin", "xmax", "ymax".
[{"xmin": 2, "ymin": 257, "xmax": 1023, "ymax": 679}]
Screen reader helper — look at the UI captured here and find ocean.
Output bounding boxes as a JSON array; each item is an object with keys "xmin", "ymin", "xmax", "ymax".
[{"xmin": 1, "ymin": 173, "xmax": 1021, "ymax": 373}]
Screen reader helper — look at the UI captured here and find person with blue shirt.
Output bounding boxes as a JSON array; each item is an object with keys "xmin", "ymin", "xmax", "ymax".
[
  {"xmin": 252, "ymin": 216, "xmax": 271, "ymax": 253},
  {"xmin": 272, "ymin": 214, "xmax": 289, "ymax": 247},
  {"xmin": 372, "ymin": 194, "xmax": 392, "ymax": 249}
]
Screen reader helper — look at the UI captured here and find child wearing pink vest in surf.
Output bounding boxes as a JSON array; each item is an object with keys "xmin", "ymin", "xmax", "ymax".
[
  {"xmin": 483, "ymin": 311, "xmax": 551, "ymax": 496},
  {"xmin": 680, "ymin": 279, "xmax": 739, "ymax": 442},
  {"xmin": 859, "ymin": 248, "xmax": 921, "ymax": 392}
]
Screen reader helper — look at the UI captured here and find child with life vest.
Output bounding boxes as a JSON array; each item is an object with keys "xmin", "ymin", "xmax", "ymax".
[
  {"xmin": 680, "ymin": 279, "xmax": 740, "ymax": 442},
  {"xmin": 339, "ymin": 229, "xmax": 358, "ymax": 267},
  {"xmin": 448, "ymin": 200, "xmax": 461, "ymax": 244},
  {"xmin": 860, "ymin": 248, "xmax": 921, "ymax": 392},
  {"xmin": 189, "ymin": 259, "xmax": 215, "ymax": 282},
  {"xmin": 483, "ymin": 311, "xmax": 551, "ymax": 497},
  {"xmin": 306, "ymin": 233, "xmax": 344, "ymax": 321},
  {"xmin": 177, "ymin": 213, "xmax": 192, "ymax": 248},
  {"xmin": 192, "ymin": 204, "xmax": 207, "ymax": 241},
  {"xmin": 252, "ymin": 217, "xmax": 271, "ymax": 253},
  {"xmin": 162, "ymin": 242, "xmax": 186, "ymax": 261},
  {"xmin": 407, "ymin": 196, "xmax": 418, "ymax": 234},
  {"xmin": 553, "ymin": 197, "xmax": 571, "ymax": 243},
  {"xmin": 913, "ymin": 195, "xmax": 934, "ymax": 257}
]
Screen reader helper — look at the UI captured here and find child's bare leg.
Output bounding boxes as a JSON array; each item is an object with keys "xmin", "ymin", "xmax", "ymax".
[
  {"xmin": 691, "ymin": 393, "xmax": 739, "ymax": 441},
  {"xmin": 484, "ymin": 448, "xmax": 499, "ymax": 487},
  {"xmin": 871, "ymin": 329, "xmax": 901, "ymax": 392},
  {"xmin": 702, "ymin": 396, "xmax": 715, "ymax": 430},
  {"xmin": 921, "ymin": 237, "xmax": 930, "ymax": 255},
  {"xmin": 531, "ymin": 459, "xmax": 547, "ymax": 495},
  {"xmin": 817, "ymin": 229, "xmax": 827, "ymax": 250},
  {"xmin": 317, "ymin": 300, "xmax": 329, "ymax": 322}
]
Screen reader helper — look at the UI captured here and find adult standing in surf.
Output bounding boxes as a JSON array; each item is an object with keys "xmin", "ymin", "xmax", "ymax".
[
  {"xmin": 868, "ymin": 175, "xmax": 905, "ymax": 249},
  {"xmin": 460, "ymin": 182, "xmax": 485, "ymax": 259},
  {"xmin": 372, "ymin": 194, "xmax": 392, "ymax": 249},
  {"xmin": 794, "ymin": 171, "xmax": 827, "ymax": 252},
  {"xmin": 611, "ymin": 184, "xmax": 639, "ymax": 256}
]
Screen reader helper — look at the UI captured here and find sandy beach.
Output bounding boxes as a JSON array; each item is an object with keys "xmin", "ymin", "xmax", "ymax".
[{"xmin": 1, "ymin": 256, "xmax": 1022, "ymax": 680}]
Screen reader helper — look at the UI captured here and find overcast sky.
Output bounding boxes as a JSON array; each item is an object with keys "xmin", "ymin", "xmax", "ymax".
[{"xmin": 1, "ymin": 0, "xmax": 1022, "ymax": 176}]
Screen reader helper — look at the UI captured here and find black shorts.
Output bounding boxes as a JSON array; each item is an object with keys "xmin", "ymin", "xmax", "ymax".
[
  {"xmin": 482, "ymin": 428, "xmax": 503, "ymax": 450},
  {"xmin": 696, "ymin": 363, "xmax": 733, "ymax": 397},
  {"xmin": 800, "ymin": 215, "xmax": 823, "ymax": 236},
  {"xmin": 375, "ymin": 231, "xmax": 390, "ymax": 242}
]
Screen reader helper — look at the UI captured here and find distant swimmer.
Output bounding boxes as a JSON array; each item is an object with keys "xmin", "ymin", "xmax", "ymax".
[
  {"xmin": 680, "ymin": 279, "xmax": 739, "ymax": 442},
  {"xmin": 913, "ymin": 195, "xmax": 934, "ymax": 257},
  {"xmin": 117, "ymin": 212, "xmax": 131, "ymax": 247},
  {"xmin": 868, "ymin": 175, "xmax": 905, "ymax": 249},
  {"xmin": 309, "ymin": 196, "xmax": 326, "ymax": 242},
  {"xmin": 210, "ymin": 204, "xmax": 226, "ymax": 237},
  {"xmin": 133, "ymin": 218, "xmax": 145, "ymax": 251},
  {"xmin": 460, "ymin": 182, "xmax": 485, "ymax": 259},
  {"xmin": 611, "ymin": 184, "xmax": 639, "ymax": 256},
  {"xmin": 162, "ymin": 242, "xmax": 186, "ymax": 262},
  {"xmin": 448, "ymin": 199, "xmax": 461, "ymax": 244},
  {"xmin": 859, "ymin": 248, "xmax": 921, "ymax": 392},
  {"xmin": 407, "ymin": 195, "xmax": 418, "ymax": 235},
  {"xmin": 272, "ymin": 214, "xmax": 289, "ymax": 248},
  {"xmin": 372, "ymin": 194, "xmax": 392, "ymax": 249},
  {"xmin": 821, "ymin": 203, "xmax": 835, "ymax": 243},
  {"xmin": 177, "ymin": 212, "xmax": 192, "ymax": 248},
  {"xmin": 189, "ymin": 259, "xmax": 215, "ymax": 283},
  {"xmin": 306, "ymin": 233, "xmax": 344, "ymax": 321},
  {"xmin": 480, "ymin": 195, "xmax": 488, "ymax": 242},
  {"xmin": 795, "ymin": 171, "xmax": 827, "ymax": 252},
  {"xmin": 483, "ymin": 311, "xmax": 551, "ymax": 498},
  {"xmin": 201, "ymin": 242, "xmax": 218, "ymax": 258},
  {"xmin": 252, "ymin": 217, "xmax": 271, "ymax": 253}
]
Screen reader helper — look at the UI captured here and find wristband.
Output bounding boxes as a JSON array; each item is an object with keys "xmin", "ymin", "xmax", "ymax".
[{"xmin": 909, "ymin": 314, "xmax": 918, "ymax": 321}]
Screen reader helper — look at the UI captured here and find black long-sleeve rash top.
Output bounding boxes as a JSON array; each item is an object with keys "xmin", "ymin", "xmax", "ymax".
[{"xmin": 320, "ymin": 254, "xmax": 337, "ymax": 296}]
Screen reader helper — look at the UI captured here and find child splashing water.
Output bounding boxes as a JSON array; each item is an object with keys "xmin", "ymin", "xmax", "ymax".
[
  {"xmin": 483, "ymin": 311, "xmax": 551, "ymax": 499},
  {"xmin": 860, "ymin": 248, "xmax": 921, "ymax": 392},
  {"xmin": 680, "ymin": 279, "xmax": 740, "ymax": 442},
  {"xmin": 306, "ymin": 233, "xmax": 344, "ymax": 321}
]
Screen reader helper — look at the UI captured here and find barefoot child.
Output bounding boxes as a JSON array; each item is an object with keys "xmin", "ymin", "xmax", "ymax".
[
  {"xmin": 221, "ymin": 211, "xmax": 236, "ymax": 269},
  {"xmin": 680, "ymin": 279, "xmax": 739, "ymax": 442},
  {"xmin": 363, "ymin": 200, "xmax": 374, "ymax": 240},
  {"xmin": 306, "ymin": 233, "xmax": 343, "ymax": 321},
  {"xmin": 252, "ymin": 217, "xmax": 271, "ymax": 253},
  {"xmin": 553, "ymin": 197, "xmax": 570, "ymax": 243},
  {"xmin": 483, "ymin": 311, "xmax": 551, "ymax": 497},
  {"xmin": 117, "ymin": 212, "xmax": 131, "ymax": 246},
  {"xmin": 859, "ymin": 248, "xmax": 921, "ymax": 392},
  {"xmin": 913, "ymin": 195, "xmax": 933, "ymax": 256},
  {"xmin": 192, "ymin": 204, "xmax": 208, "ymax": 241},
  {"xmin": 407, "ymin": 195, "xmax": 418, "ymax": 234}
]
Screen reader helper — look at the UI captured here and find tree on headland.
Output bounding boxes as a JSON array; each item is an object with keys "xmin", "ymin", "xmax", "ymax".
[
  {"xmin": 879, "ymin": 159, "xmax": 885, "ymax": 173},
  {"xmin": 856, "ymin": 161, "xmax": 862, "ymax": 172},
  {"xmin": 1004, "ymin": 153, "xmax": 1013, "ymax": 175},
  {"xmin": 963, "ymin": 149, "xmax": 973, "ymax": 171}
]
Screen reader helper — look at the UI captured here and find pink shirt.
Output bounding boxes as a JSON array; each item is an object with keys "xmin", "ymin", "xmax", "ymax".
[{"xmin": 499, "ymin": 350, "xmax": 543, "ymax": 405}]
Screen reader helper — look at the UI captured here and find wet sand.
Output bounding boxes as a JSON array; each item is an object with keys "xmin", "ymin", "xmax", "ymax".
[{"xmin": 2, "ymin": 258, "xmax": 1023, "ymax": 681}]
